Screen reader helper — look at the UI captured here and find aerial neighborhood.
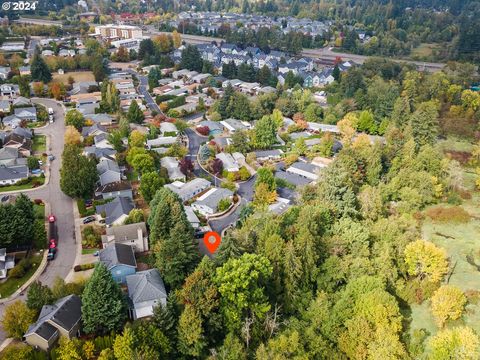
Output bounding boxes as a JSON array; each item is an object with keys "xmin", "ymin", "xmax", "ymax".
[{"xmin": 0, "ymin": 1, "xmax": 479, "ymax": 359}]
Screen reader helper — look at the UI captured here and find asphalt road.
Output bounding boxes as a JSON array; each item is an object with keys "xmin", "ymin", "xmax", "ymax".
[
  {"xmin": 0, "ymin": 99, "xmax": 76, "ymax": 342},
  {"xmin": 184, "ymin": 128, "xmax": 256, "ymax": 234}
]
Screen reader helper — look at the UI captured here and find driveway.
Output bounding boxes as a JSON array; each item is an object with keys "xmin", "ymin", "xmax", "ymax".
[{"xmin": 0, "ymin": 99, "xmax": 76, "ymax": 342}]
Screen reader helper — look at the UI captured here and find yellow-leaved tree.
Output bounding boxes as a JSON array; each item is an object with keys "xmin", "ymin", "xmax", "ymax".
[
  {"xmin": 404, "ymin": 240, "xmax": 448, "ymax": 283},
  {"xmin": 430, "ymin": 285, "xmax": 466, "ymax": 327}
]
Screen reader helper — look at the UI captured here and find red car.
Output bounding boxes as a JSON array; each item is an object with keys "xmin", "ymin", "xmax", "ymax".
[{"xmin": 48, "ymin": 214, "xmax": 56, "ymax": 223}]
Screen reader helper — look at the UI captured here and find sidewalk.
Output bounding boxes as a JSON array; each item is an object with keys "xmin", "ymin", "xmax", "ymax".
[{"xmin": 64, "ymin": 201, "xmax": 86, "ymax": 283}]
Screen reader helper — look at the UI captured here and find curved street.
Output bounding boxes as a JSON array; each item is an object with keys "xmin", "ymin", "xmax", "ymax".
[{"xmin": 0, "ymin": 99, "xmax": 76, "ymax": 342}]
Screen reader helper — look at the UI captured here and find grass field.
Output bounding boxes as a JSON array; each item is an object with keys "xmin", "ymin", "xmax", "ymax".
[
  {"xmin": 0, "ymin": 253, "xmax": 43, "ymax": 299},
  {"xmin": 32, "ymin": 134, "xmax": 46, "ymax": 153},
  {"xmin": 409, "ymin": 192, "xmax": 480, "ymax": 349},
  {"xmin": 0, "ymin": 176, "xmax": 45, "ymax": 193},
  {"xmin": 82, "ymin": 248, "xmax": 100, "ymax": 255},
  {"xmin": 53, "ymin": 71, "xmax": 95, "ymax": 84},
  {"xmin": 411, "ymin": 43, "xmax": 442, "ymax": 60}
]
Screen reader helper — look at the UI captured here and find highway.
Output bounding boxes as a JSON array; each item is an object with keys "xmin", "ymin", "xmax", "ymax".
[{"xmin": 147, "ymin": 29, "xmax": 445, "ymax": 72}]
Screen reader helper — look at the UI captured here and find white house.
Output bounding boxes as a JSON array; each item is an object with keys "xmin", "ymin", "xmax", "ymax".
[
  {"xmin": 164, "ymin": 178, "xmax": 211, "ymax": 202},
  {"xmin": 191, "ymin": 187, "xmax": 234, "ymax": 216},
  {"xmin": 160, "ymin": 156, "xmax": 186, "ymax": 181},
  {"xmin": 286, "ymin": 161, "xmax": 322, "ymax": 181},
  {"xmin": 215, "ymin": 153, "xmax": 240, "ymax": 172}
]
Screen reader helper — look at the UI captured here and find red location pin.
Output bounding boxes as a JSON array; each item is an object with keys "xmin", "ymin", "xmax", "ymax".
[{"xmin": 203, "ymin": 231, "xmax": 221, "ymax": 254}]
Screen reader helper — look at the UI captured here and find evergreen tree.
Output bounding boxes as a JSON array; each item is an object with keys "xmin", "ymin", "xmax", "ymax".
[
  {"xmin": 149, "ymin": 189, "xmax": 201, "ymax": 288},
  {"xmin": 332, "ymin": 65, "xmax": 341, "ymax": 82},
  {"xmin": 30, "ymin": 49, "xmax": 52, "ymax": 83},
  {"xmin": 218, "ymin": 84, "xmax": 234, "ymax": 119},
  {"xmin": 92, "ymin": 55, "xmax": 107, "ymax": 82},
  {"xmin": 60, "ymin": 145, "xmax": 98, "ymax": 198},
  {"xmin": 81, "ymin": 263, "xmax": 127, "ymax": 334},
  {"xmin": 180, "ymin": 45, "xmax": 202, "ymax": 72},
  {"xmin": 127, "ymin": 101, "xmax": 145, "ymax": 124}
]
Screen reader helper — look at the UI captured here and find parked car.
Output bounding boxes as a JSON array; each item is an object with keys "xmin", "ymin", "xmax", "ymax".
[
  {"xmin": 47, "ymin": 248, "xmax": 56, "ymax": 261},
  {"xmin": 48, "ymin": 155, "xmax": 55, "ymax": 161},
  {"xmin": 84, "ymin": 199, "xmax": 93, "ymax": 207},
  {"xmin": 83, "ymin": 216, "xmax": 96, "ymax": 224}
]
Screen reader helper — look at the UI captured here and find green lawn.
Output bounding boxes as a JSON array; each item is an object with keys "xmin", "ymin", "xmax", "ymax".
[
  {"xmin": 409, "ymin": 194, "xmax": 480, "ymax": 349},
  {"xmin": 82, "ymin": 248, "xmax": 101, "ymax": 255},
  {"xmin": 32, "ymin": 135, "xmax": 46, "ymax": 153},
  {"xmin": 0, "ymin": 176, "xmax": 45, "ymax": 193},
  {"xmin": 27, "ymin": 121, "xmax": 47, "ymax": 129},
  {"xmin": 0, "ymin": 253, "xmax": 43, "ymax": 299}
]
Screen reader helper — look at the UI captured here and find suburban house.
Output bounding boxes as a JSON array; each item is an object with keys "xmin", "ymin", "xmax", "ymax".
[
  {"xmin": 96, "ymin": 196, "xmax": 134, "ymax": 226},
  {"xmin": 95, "ymin": 181, "xmax": 133, "ymax": 200},
  {"xmin": 101, "ymin": 222, "xmax": 149, "ymax": 252},
  {"xmin": 191, "ymin": 187, "xmax": 234, "ymax": 216},
  {"xmin": 146, "ymin": 137, "xmax": 177, "ymax": 150},
  {"xmin": 82, "ymin": 124, "xmax": 108, "ymax": 138},
  {"xmin": 3, "ymin": 133, "xmax": 32, "ymax": 156},
  {"xmin": 13, "ymin": 96, "xmax": 32, "ymax": 107},
  {"xmin": 0, "ymin": 100, "xmax": 10, "ymax": 113},
  {"xmin": 220, "ymin": 118, "xmax": 249, "ymax": 133},
  {"xmin": 0, "ymin": 248, "xmax": 14, "ymax": 279},
  {"xmin": 161, "ymin": 156, "xmax": 186, "ymax": 181},
  {"xmin": 0, "ymin": 147, "xmax": 26, "ymax": 166},
  {"xmin": 0, "ymin": 84, "xmax": 19, "ymax": 97},
  {"xmin": 159, "ymin": 122, "xmax": 178, "ymax": 136},
  {"xmin": 0, "ymin": 165, "xmax": 29, "ymax": 185},
  {"xmin": 97, "ymin": 158, "xmax": 121, "ymax": 186},
  {"xmin": 0, "ymin": 66, "xmax": 10, "ymax": 80},
  {"xmin": 99, "ymin": 243, "xmax": 137, "ymax": 283},
  {"xmin": 275, "ymin": 168, "xmax": 313, "ymax": 187},
  {"xmin": 14, "ymin": 107, "xmax": 37, "ymax": 122},
  {"xmin": 164, "ymin": 178, "xmax": 211, "ymax": 202},
  {"xmin": 126, "ymin": 269, "xmax": 168, "ymax": 320},
  {"xmin": 24, "ymin": 295, "xmax": 82, "ymax": 351},
  {"xmin": 215, "ymin": 152, "xmax": 240, "ymax": 172},
  {"xmin": 94, "ymin": 133, "xmax": 113, "ymax": 149},
  {"xmin": 254, "ymin": 149, "xmax": 284, "ymax": 162},
  {"xmin": 83, "ymin": 146, "xmax": 117, "ymax": 159},
  {"xmin": 286, "ymin": 161, "xmax": 321, "ymax": 181},
  {"xmin": 197, "ymin": 120, "xmax": 223, "ymax": 136},
  {"xmin": 184, "ymin": 206, "xmax": 200, "ymax": 228}
]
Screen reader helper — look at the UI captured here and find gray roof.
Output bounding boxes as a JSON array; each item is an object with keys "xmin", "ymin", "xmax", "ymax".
[
  {"xmin": 99, "ymin": 243, "xmax": 136, "ymax": 269},
  {"xmin": 97, "ymin": 158, "xmax": 120, "ymax": 175},
  {"xmin": 126, "ymin": 269, "xmax": 167, "ymax": 305},
  {"xmin": 96, "ymin": 196, "xmax": 134, "ymax": 225},
  {"xmin": 0, "ymin": 165, "xmax": 28, "ymax": 181},
  {"xmin": 83, "ymin": 146, "xmax": 117, "ymax": 159},
  {"xmin": 198, "ymin": 120, "xmax": 222, "ymax": 131},
  {"xmin": 82, "ymin": 124, "xmax": 107, "ymax": 137},
  {"xmin": 0, "ymin": 147, "xmax": 18, "ymax": 161},
  {"xmin": 193, "ymin": 187, "xmax": 233, "ymax": 211},
  {"xmin": 13, "ymin": 127, "xmax": 33, "ymax": 139},
  {"xmin": 14, "ymin": 106, "xmax": 36, "ymax": 118},
  {"xmin": 275, "ymin": 170, "xmax": 312, "ymax": 186},
  {"xmin": 25, "ymin": 295, "xmax": 82, "ymax": 340},
  {"xmin": 102, "ymin": 222, "xmax": 147, "ymax": 244},
  {"xmin": 254, "ymin": 149, "xmax": 283, "ymax": 158},
  {"xmin": 289, "ymin": 161, "xmax": 319, "ymax": 173},
  {"xmin": 164, "ymin": 178, "xmax": 211, "ymax": 201}
]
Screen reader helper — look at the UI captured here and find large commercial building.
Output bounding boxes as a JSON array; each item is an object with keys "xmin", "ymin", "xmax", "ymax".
[{"xmin": 94, "ymin": 24, "xmax": 143, "ymax": 40}]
